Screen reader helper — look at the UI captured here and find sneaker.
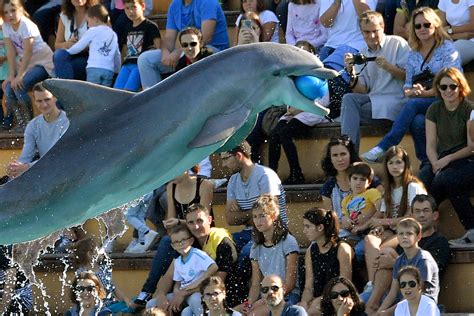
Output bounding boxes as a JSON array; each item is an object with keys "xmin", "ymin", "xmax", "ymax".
[
  {"xmin": 124, "ymin": 238, "xmax": 139, "ymax": 253},
  {"xmin": 142, "ymin": 230, "xmax": 160, "ymax": 251},
  {"xmin": 125, "ymin": 241, "xmax": 148, "ymax": 253},
  {"xmin": 134, "ymin": 292, "xmax": 152, "ymax": 306},
  {"xmin": 212, "ymin": 178, "xmax": 228, "ymax": 189},
  {"xmin": 449, "ymin": 229, "xmax": 474, "ymax": 248},
  {"xmin": 363, "ymin": 281, "xmax": 373, "ymax": 293},
  {"xmin": 361, "ymin": 146, "xmax": 384, "ymax": 164}
]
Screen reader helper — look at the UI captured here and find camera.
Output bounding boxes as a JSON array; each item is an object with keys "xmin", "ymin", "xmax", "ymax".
[{"xmin": 352, "ymin": 54, "xmax": 377, "ymax": 65}]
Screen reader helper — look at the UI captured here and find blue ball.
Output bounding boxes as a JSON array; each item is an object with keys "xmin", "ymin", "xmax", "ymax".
[{"xmin": 294, "ymin": 76, "xmax": 329, "ymax": 100}]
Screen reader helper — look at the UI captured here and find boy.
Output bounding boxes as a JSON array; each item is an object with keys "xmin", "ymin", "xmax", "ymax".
[
  {"xmin": 341, "ymin": 162, "xmax": 382, "ymax": 247},
  {"xmin": 114, "ymin": 0, "xmax": 161, "ymax": 91},
  {"xmin": 378, "ymin": 218, "xmax": 439, "ymax": 312},
  {"xmin": 148, "ymin": 225, "xmax": 218, "ymax": 314}
]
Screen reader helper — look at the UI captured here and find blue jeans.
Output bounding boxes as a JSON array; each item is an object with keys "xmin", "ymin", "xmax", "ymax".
[
  {"xmin": 87, "ymin": 67, "xmax": 114, "ymax": 87},
  {"xmin": 141, "ymin": 236, "xmax": 178, "ymax": 294},
  {"xmin": 137, "ymin": 49, "xmax": 175, "ymax": 89},
  {"xmin": 5, "ymin": 66, "xmax": 49, "ymax": 109},
  {"xmin": 53, "ymin": 49, "xmax": 88, "ymax": 80},
  {"xmin": 114, "ymin": 63, "xmax": 141, "ymax": 91},
  {"xmin": 377, "ymin": 97, "xmax": 437, "ymax": 163},
  {"xmin": 232, "ymin": 228, "xmax": 253, "ymax": 281}
]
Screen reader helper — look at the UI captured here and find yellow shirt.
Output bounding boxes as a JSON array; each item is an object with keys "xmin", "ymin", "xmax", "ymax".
[{"xmin": 342, "ymin": 188, "xmax": 382, "ymax": 219}]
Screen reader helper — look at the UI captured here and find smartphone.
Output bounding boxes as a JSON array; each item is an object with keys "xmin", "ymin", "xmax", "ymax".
[{"xmin": 241, "ymin": 19, "xmax": 252, "ymax": 30}]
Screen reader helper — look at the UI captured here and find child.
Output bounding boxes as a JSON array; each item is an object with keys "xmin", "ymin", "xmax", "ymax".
[
  {"xmin": 113, "ymin": 0, "xmax": 161, "ymax": 91},
  {"xmin": 299, "ymin": 208, "xmax": 353, "ymax": 315},
  {"xmin": 286, "ymin": 0, "xmax": 327, "ymax": 50},
  {"xmin": 66, "ymin": 4, "xmax": 120, "ymax": 87},
  {"xmin": 341, "ymin": 162, "xmax": 382, "ymax": 261},
  {"xmin": 243, "ymin": 195, "xmax": 299, "ymax": 315},
  {"xmin": 2, "ymin": 0, "xmax": 54, "ymax": 131},
  {"xmin": 234, "ymin": 0, "xmax": 279, "ymax": 44},
  {"xmin": 378, "ymin": 218, "xmax": 439, "ymax": 312}
]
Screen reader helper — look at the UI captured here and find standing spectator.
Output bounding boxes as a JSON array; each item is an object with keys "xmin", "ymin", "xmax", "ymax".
[
  {"xmin": 113, "ymin": 0, "xmax": 160, "ymax": 91},
  {"xmin": 2, "ymin": 0, "xmax": 54, "ymax": 131},
  {"xmin": 54, "ymin": 0, "xmax": 98, "ymax": 81},
  {"xmin": 234, "ymin": 0, "xmax": 279, "ymax": 44},
  {"xmin": 261, "ymin": 275, "xmax": 307, "ymax": 316},
  {"xmin": 341, "ymin": 10, "xmax": 410, "ymax": 153},
  {"xmin": 362, "ymin": 7, "xmax": 461, "ymax": 164},
  {"xmin": 420, "ymin": 67, "xmax": 474, "ymax": 246},
  {"xmin": 320, "ymin": 276, "xmax": 366, "ymax": 316},
  {"xmin": 286, "ymin": 0, "xmax": 327, "ymax": 50},
  {"xmin": 438, "ymin": 0, "xmax": 474, "ymax": 65},
  {"xmin": 66, "ymin": 4, "xmax": 120, "ymax": 87},
  {"xmin": 393, "ymin": 0, "xmax": 439, "ymax": 39},
  {"xmin": 137, "ymin": 0, "xmax": 229, "ymax": 89}
]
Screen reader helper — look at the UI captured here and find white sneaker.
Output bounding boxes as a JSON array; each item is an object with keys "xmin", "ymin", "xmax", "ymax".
[
  {"xmin": 212, "ymin": 178, "xmax": 228, "ymax": 189},
  {"xmin": 125, "ymin": 241, "xmax": 148, "ymax": 253},
  {"xmin": 142, "ymin": 230, "xmax": 160, "ymax": 251},
  {"xmin": 361, "ymin": 147, "xmax": 384, "ymax": 164},
  {"xmin": 124, "ymin": 238, "xmax": 139, "ymax": 253},
  {"xmin": 449, "ymin": 229, "xmax": 474, "ymax": 248}
]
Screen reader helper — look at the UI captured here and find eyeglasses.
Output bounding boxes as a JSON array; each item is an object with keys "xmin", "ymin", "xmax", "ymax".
[
  {"xmin": 400, "ymin": 280, "xmax": 417, "ymax": 289},
  {"xmin": 181, "ymin": 41, "xmax": 198, "ymax": 48},
  {"xmin": 438, "ymin": 84, "xmax": 458, "ymax": 91},
  {"xmin": 76, "ymin": 285, "xmax": 96, "ymax": 293},
  {"xmin": 171, "ymin": 237, "xmax": 191, "ymax": 246},
  {"xmin": 414, "ymin": 22, "xmax": 432, "ymax": 30},
  {"xmin": 204, "ymin": 291, "xmax": 223, "ymax": 299},
  {"xmin": 260, "ymin": 285, "xmax": 280, "ymax": 294},
  {"xmin": 329, "ymin": 289, "xmax": 351, "ymax": 300}
]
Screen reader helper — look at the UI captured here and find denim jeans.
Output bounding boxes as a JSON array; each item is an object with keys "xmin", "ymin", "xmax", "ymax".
[
  {"xmin": 53, "ymin": 49, "xmax": 88, "ymax": 80},
  {"xmin": 5, "ymin": 66, "xmax": 49, "ymax": 109},
  {"xmin": 87, "ymin": 67, "xmax": 114, "ymax": 87},
  {"xmin": 377, "ymin": 97, "xmax": 437, "ymax": 163},
  {"xmin": 232, "ymin": 228, "xmax": 253, "ymax": 281},
  {"xmin": 137, "ymin": 50, "xmax": 175, "ymax": 89},
  {"xmin": 126, "ymin": 192, "xmax": 154, "ymax": 243},
  {"xmin": 114, "ymin": 63, "xmax": 141, "ymax": 91}
]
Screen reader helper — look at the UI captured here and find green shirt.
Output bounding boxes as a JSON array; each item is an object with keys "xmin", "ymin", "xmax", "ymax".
[{"xmin": 426, "ymin": 99, "xmax": 474, "ymax": 157}]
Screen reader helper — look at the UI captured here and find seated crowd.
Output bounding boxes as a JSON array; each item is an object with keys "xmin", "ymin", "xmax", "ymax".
[{"xmin": 0, "ymin": 0, "xmax": 473, "ymax": 314}]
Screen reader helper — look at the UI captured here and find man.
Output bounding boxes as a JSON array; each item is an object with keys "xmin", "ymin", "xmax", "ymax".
[
  {"xmin": 6, "ymin": 82, "xmax": 69, "ymax": 179},
  {"xmin": 137, "ymin": 0, "xmax": 229, "ymax": 89},
  {"xmin": 340, "ymin": 10, "xmax": 410, "ymax": 154},
  {"xmin": 134, "ymin": 204, "xmax": 244, "ymax": 308},
  {"xmin": 364, "ymin": 194, "xmax": 450, "ymax": 313},
  {"xmin": 261, "ymin": 275, "xmax": 307, "ymax": 316}
]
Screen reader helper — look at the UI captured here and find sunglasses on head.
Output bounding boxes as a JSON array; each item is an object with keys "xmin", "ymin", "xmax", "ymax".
[
  {"xmin": 181, "ymin": 41, "xmax": 198, "ymax": 48},
  {"xmin": 400, "ymin": 280, "xmax": 417, "ymax": 289},
  {"xmin": 329, "ymin": 134, "xmax": 351, "ymax": 146},
  {"xmin": 260, "ymin": 285, "xmax": 280, "ymax": 294},
  {"xmin": 438, "ymin": 84, "xmax": 458, "ymax": 91},
  {"xmin": 414, "ymin": 22, "xmax": 432, "ymax": 30},
  {"xmin": 329, "ymin": 289, "xmax": 351, "ymax": 300},
  {"xmin": 76, "ymin": 285, "xmax": 95, "ymax": 293}
]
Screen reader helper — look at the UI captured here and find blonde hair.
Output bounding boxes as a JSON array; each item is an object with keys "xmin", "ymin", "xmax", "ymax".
[{"xmin": 408, "ymin": 7, "xmax": 449, "ymax": 51}]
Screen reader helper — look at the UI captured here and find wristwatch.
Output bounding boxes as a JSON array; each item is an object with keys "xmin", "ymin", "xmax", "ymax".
[{"xmin": 447, "ymin": 26, "xmax": 453, "ymax": 35}]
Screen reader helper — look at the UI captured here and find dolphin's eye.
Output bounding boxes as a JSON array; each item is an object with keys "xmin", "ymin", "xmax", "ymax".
[{"xmin": 273, "ymin": 70, "xmax": 281, "ymax": 76}]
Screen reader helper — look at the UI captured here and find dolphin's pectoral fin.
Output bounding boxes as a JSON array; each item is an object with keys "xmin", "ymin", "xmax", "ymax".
[
  {"xmin": 188, "ymin": 107, "xmax": 251, "ymax": 148},
  {"xmin": 43, "ymin": 79, "xmax": 135, "ymax": 118}
]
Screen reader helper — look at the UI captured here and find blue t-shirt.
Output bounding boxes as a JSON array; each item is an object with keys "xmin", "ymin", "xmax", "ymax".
[
  {"xmin": 166, "ymin": 0, "xmax": 229, "ymax": 50},
  {"xmin": 392, "ymin": 248, "xmax": 439, "ymax": 302}
]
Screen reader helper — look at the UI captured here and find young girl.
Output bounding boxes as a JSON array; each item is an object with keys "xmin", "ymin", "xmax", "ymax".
[
  {"xmin": 364, "ymin": 146, "xmax": 426, "ymax": 285},
  {"xmin": 299, "ymin": 208, "xmax": 353, "ymax": 315},
  {"xmin": 243, "ymin": 195, "xmax": 299, "ymax": 314},
  {"xmin": 2, "ymin": 0, "xmax": 54, "ymax": 131},
  {"xmin": 234, "ymin": 0, "xmax": 279, "ymax": 44},
  {"xmin": 286, "ymin": 0, "xmax": 327, "ymax": 50},
  {"xmin": 201, "ymin": 276, "xmax": 242, "ymax": 316},
  {"xmin": 66, "ymin": 4, "xmax": 120, "ymax": 87}
]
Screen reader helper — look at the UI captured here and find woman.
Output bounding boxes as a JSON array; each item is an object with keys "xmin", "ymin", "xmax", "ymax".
[
  {"xmin": 236, "ymin": 11, "xmax": 263, "ymax": 45},
  {"xmin": 201, "ymin": 276, "xmax": 242, "ymax": 316},
  {"xmin": 234, "ymin": 0, "xmax": 278, "ymax": 44},
  {"xmin": 175, "ymin": 27, "xmax": 213, "ymax": 72},
  {"xmin": 438, "ymin": 0, "xmax": 474, "ymax": 65},
  {"xmin": 420, "ymin": 67, "xmax": 474, "ymax": 247},
  {"xmin": 320, "ymin": 276, "xmax": 366, "ymax": 316},
  {"xmin": 66, "ymin": 271, "xmax": 111, "ymax": 316},
  {"xmin": 362, "ymin": 7, "xmax": 462, "ymax": 164},
  {"xmin": 320, "ymin": 135, "xmax": 382, "ymax": 238},
  {"xmin": 395, "ymin": 266, "xmax": 440, "ymax": 315},
  {"xmin": 54, "ymin": 0, "xmax": 98, "ymax": 80}
]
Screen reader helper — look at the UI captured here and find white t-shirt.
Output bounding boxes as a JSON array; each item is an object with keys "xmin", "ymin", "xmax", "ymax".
[
  {"xmin": 319, "ymin": 0, "xmax": 377, "ymax": 50},
  {"xmin": 67, "ymin": 25, "xmax": 121, "ymax": 72},
  {"xmin": 173, "ymin": 247, "xmax": 215, "ymax": 289},
  {"xmin": 235, "ymin": 10, "xmax": 280, "ymax": 43},
  {"xmin": 59, "ymin": 12, "xmax": 88, "ymax": 41},
  {"xmin": 380, "ymin": 182, "xmax": 426, "ymax": 217},
  {"xmin": 470, "ymin": 109, "xmax": 474, "ymax": 120},
  {"xmin": 438, "ymin": 0, "xmax": 474, "ymax": 41},
  {"xmin": 395, "ymin": 295, "xmax": 440, "ymax": 316}
]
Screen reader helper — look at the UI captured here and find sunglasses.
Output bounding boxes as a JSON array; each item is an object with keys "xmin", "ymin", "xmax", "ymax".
[
  {"xmin": 400, "ymin": 280, "xmax": 418, "ymax": 289},
  {"xmin": 261, "ymin": 285, "xmax": 280, "ymax": 294},
  {"xmin": 181, "ymin": 41, "xmax": 198, "ymax": 48},
  {"xmin": 414, "ymin": 22, "xmax": 432, "ymax": 30},
  {"xmin": 438, "ymin": 84, "xmax": 458, "ymax": 91},
  {"xmin": 329, "ymin": 289, "xmax": 351, "ymax": 300},
  {"xmin": 76, "ymin": 285, "xmax": 95, "ymax": 293},
  {"xmin": 329, "ymin": 134, "xmax": 351, "ymax": 146}
]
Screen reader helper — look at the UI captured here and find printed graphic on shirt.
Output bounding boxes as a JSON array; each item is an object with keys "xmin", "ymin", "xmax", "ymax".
[
  {"xmin": 127, "ymin": 31, "xmax": 145, "ymax": 57},
  {"xmin": 347, "ymin": 196, "xmax": 366, "ymax": 223},
  {"xmin": 98, "ymin": 39, "xmax": 113, "ymax": 56}
]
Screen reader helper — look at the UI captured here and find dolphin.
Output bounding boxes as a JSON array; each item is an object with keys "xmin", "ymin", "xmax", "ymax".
[{"xmin": 0, "ymin": 42, "xmax": 338, "ymax": 244}]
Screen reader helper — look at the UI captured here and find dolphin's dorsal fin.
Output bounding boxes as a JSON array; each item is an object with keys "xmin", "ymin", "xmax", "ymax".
[
  {"xmin": 43, "ymin": 79, "xmax": 135, "ymax": 118},
  {"xmin": 188, "ymin": 106, "xmax": 251, "ymax": 148}
]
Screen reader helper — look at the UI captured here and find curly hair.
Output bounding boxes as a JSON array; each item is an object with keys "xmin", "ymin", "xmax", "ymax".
[{"xmin": 251, "ymin": 195, "xmax": 288, "ymax": 245}]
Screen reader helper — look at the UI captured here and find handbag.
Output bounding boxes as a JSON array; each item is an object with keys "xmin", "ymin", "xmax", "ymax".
[
  {"xmin": 261, "ymin": 106, "xmax": 287, "ymax": 137},
  {"xmin": 412, "ymin": 43, "xmax": 436, "ymax": 90}
]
